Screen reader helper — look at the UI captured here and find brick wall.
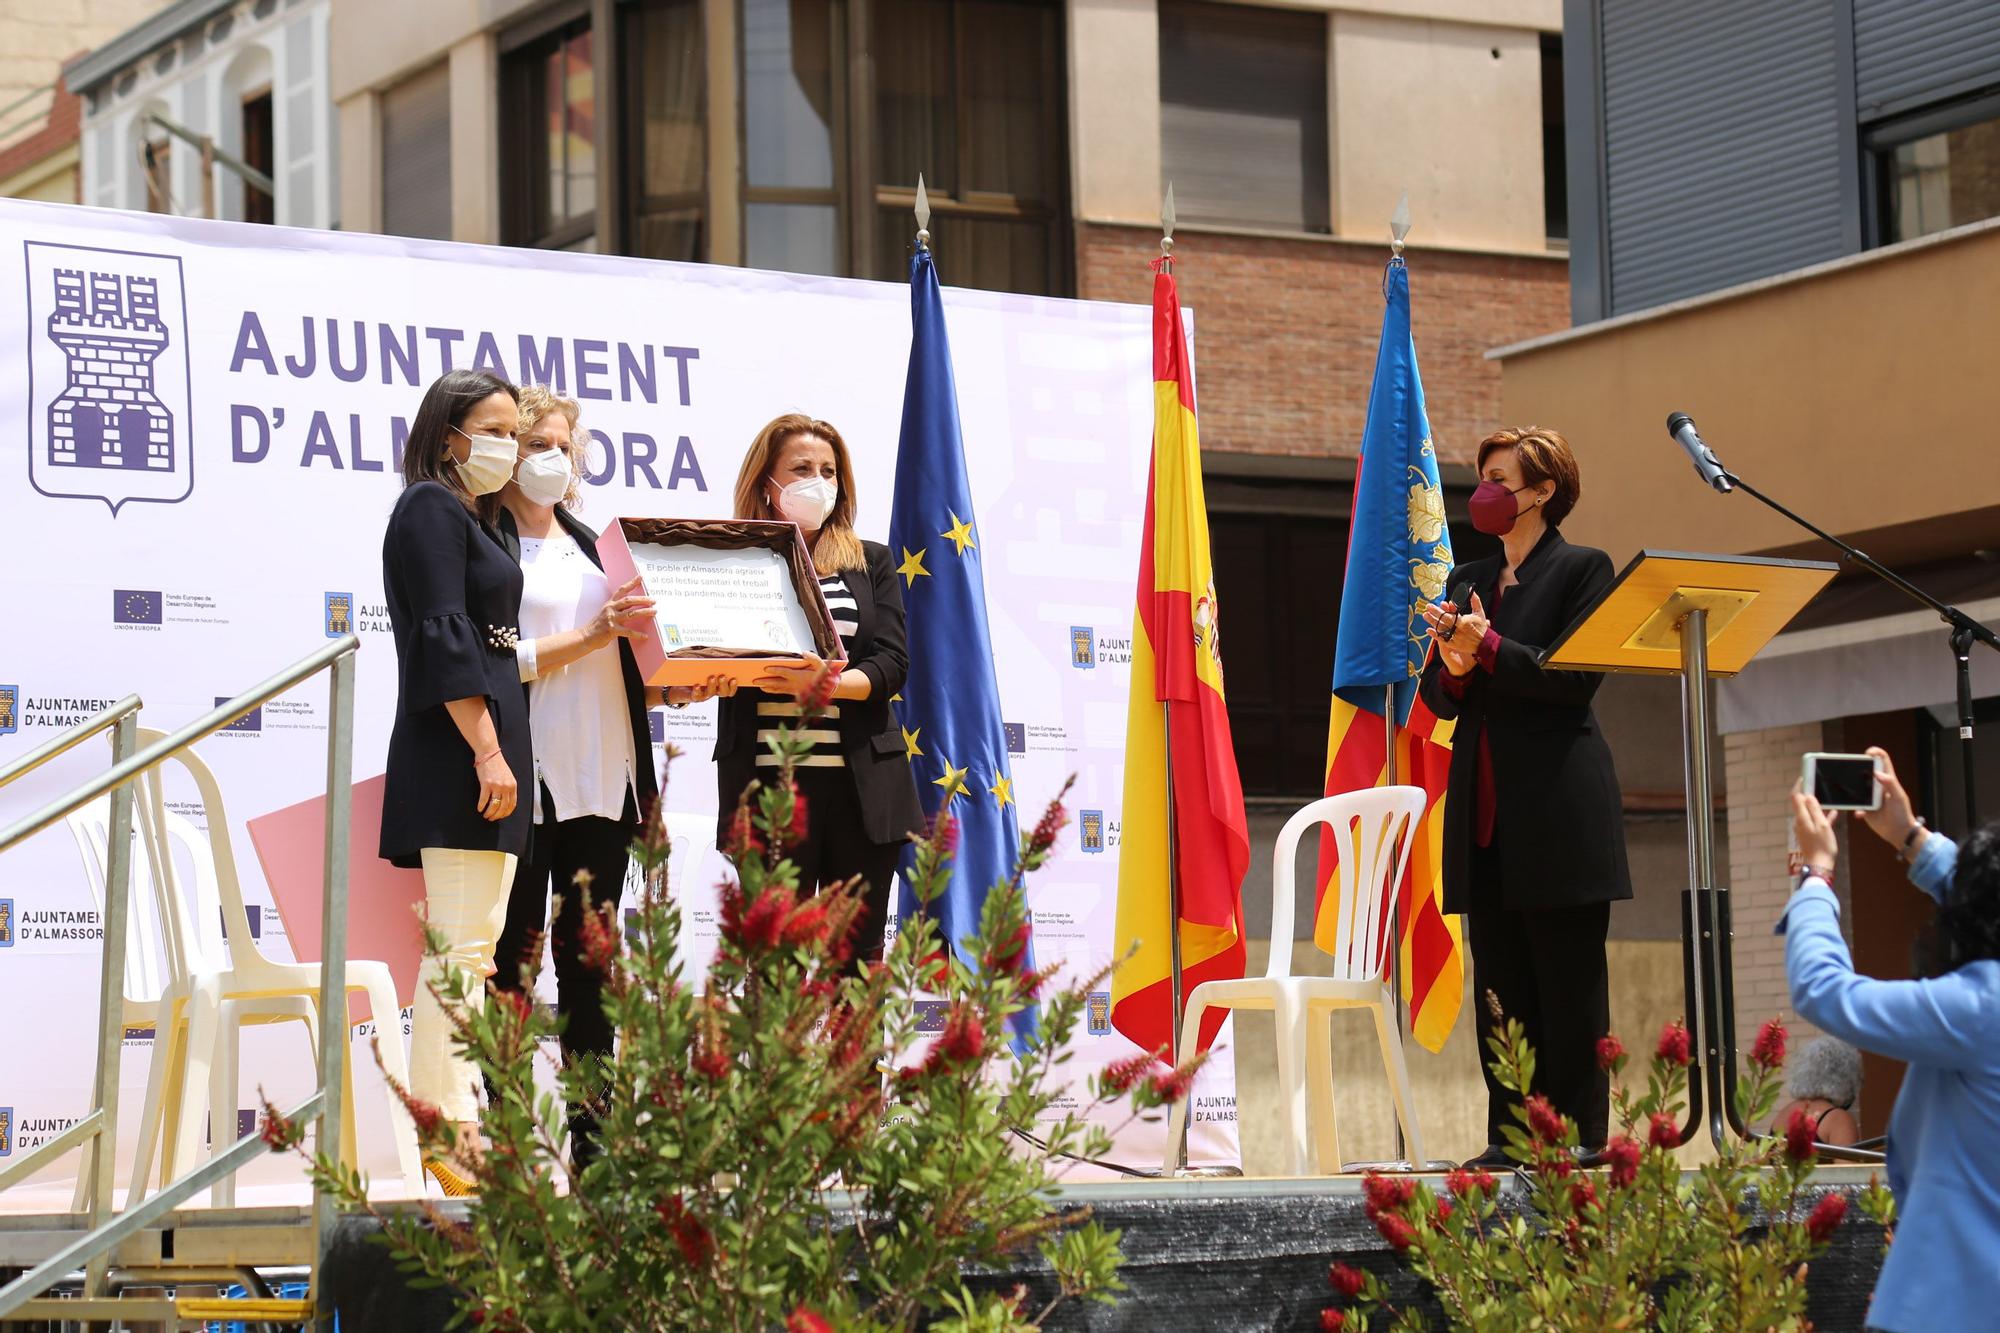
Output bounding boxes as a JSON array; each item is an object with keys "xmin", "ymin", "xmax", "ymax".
[
  {"xmin": 1075, "ymin": 222, "xmax": 1570, "ymax": 466},
  {"xmin": 1724, "ymin": 721, "xmax": 1834, "ymax": 1054}
]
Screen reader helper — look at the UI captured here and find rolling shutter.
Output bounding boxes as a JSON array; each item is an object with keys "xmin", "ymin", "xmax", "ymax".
[{"xmin": 1599, "ymin": 1, "xmax": 1845, "ymax": 315}]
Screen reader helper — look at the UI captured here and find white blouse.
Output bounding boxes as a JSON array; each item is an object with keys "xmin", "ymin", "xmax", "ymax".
[{"xmin": 513, "ymin": 531, "xmax": 637, "ymax": 825}]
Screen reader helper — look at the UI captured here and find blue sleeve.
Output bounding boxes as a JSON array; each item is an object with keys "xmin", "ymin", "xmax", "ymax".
[
  {"xmin": 1781, "ymin": 882, "xmax": 1992, "ymax": 1071},
  {"xmin": 1908, "ymin": 832, "xmax": 1958, "ymax": 904}
]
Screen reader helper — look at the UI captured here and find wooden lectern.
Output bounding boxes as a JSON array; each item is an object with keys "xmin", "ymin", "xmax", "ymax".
[{"xmin": 1541, "ymin": 551, "xmax": 1837, "ymax": 1149}]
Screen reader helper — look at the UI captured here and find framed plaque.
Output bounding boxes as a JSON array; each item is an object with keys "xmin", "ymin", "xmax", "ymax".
[{"xmin": 597, "ymin": 517, "xmax": 843, "ymax": 686}]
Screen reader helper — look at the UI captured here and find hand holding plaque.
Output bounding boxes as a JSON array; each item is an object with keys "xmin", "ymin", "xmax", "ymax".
[{"xmin": 597, "ymin": 518, "xmax": 844, "ymax": 689}]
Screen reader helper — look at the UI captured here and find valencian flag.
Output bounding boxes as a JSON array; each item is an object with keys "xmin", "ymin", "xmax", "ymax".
[
  {"xmin": 1109, "ymin": 261, "xmax": 1251, "ymax": 1060},
  {"xmin": 887, "ymin": 244, "xmax": 1035, "ymax": 1036},
  {"xmin": 1321, "ymin": 256, "xmax": 1464, "ymax": 1054}
]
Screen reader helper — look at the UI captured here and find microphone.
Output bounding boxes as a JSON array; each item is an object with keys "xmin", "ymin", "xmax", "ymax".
[{"xmin": 1666, "ymin": 412, "xmax": 1734, "ymax": 493}]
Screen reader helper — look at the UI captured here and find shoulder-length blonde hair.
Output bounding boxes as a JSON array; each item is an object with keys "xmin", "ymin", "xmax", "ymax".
[
  {"xmin": 733, "ymin": 413, "xmax": 866, "ymax": 575},
  {"xmin": 516, "ymin": 385, "xmax": 586, "ymax": 511}
]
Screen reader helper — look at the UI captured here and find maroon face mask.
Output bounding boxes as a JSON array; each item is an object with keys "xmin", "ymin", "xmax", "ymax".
[{"xmin": 1469, "ymin": 480, "xmax": 1533, "ymax": 535}]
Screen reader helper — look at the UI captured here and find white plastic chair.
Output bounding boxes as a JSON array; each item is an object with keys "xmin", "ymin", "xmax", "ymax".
[
  {"xmin": 119, "ymin": 731, "xmax": 422, "ymax": 1204},
  {"xmin": 1164, "ymin": 787, "xmax": 1430, "ymax": 1177}
]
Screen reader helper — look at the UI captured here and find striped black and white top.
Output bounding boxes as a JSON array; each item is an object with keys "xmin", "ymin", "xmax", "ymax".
[{"xmin": 755, "ymin": 572, "xmax": 860, "ymax": 768}]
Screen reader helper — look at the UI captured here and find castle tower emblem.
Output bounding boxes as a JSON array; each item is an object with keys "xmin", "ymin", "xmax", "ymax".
[
  {"xmin": 25, "ymin": 241, "xmax": 193, "ymax": 514},
  {"xmin": 47, "ymin": 269, "xmax": 173, "ymax": 472}
]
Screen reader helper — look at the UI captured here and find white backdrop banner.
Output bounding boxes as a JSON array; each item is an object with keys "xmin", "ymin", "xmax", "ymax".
[{"xmin": 0, "ymin": 200, "xmax": 1238, "ymax": 1203}]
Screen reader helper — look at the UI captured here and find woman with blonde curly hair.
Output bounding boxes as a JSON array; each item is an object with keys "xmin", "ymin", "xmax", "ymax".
[{"xmin": 485, "ymin": 385, "xmax": 663, "ymax": 1173}]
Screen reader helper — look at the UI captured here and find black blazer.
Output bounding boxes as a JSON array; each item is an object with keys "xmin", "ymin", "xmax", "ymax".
[
  {"xmin": 379, "ymin": 482, "xmax": 532, "ymax": 868},
  {"xmin": 714, "ymin": 540, "xmax": 925, "ymax": 847},
  {"xmin": 1417, "ymin": 527, "xmax": 1632, "ymax": 915},
  {"xmin": 494, "ymin": 506, "xmax": 661, "ymax": 825}
]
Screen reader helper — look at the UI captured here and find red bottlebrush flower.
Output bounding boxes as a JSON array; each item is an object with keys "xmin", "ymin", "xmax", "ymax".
[
  {"xmin": 1475, "ymin": 1170, "xmax": 1499, "ymax": 1196},
  {"xmin": 1027, "ymin": 798, "xmax": 1069, "ymax": 858},
  {"xmin": 786, "ymin": 1308, "xmax": 833, "ymax": 1333},
  {"xmin": 1327, "ymin": 1262, "xmax": 1367, "ymax": 1298},
  {"xmin": 1602, "ymin": 1136, "xmax": 1642, "ymax": 1188},
  {"xmin": 1596, "ymin": 1034, "xmax": 1627, "ymax": 1072},
  {"xmin": 798, "ymin": 976, "xmax": 835, "ymax": 1002},
  {"xmin": 934, "ymin": 1002, "xmax": 987, "ymax": 1067},
  {"xmin": 1751, "ymin": 1017, "xmax": 1788, "ymax": 1070},
  {"xmin": 1374, "ymin": 1212, "xmax": 1419, "ymax": 1251},
  {"xmin": 258, "ymin": 1102, "xmax": 301, "ymax": 1152},
  {"xmin": 915, "ymin": 947, "xmax": 950, "ymax": 989},
  {"xmin": 1537, "ymin": 1154, "xmax": 1575, "ymax": 1180},
  {"xmin": 1525, "ymin": 1094, "xmax": 1567, "ymax": 1145},
  {"xmin": 692, "ymin": 1041, "xmax": 731, "ymax": 1081},
  {"xmin": 401, "ymin": 1094, "xmax": 444, "ymax": 1139},
  {"xmin": 1444, "ymin": 1168, "xmax": 1479, "ymax": 1200},
  {"xmin": 578, "ymin": 903, "xmax": 621, "ymax": 974},
  {"xmin": 727, "ymin": 887, "xmax": 793, "ymax": 954},
  {"xmin": 655, "ymin": 1197, "xmax": 715, "ymax": 1268},
  {"xmin": 1648, "ymin": 1111, "xmax": 1680, "ymax": 1150},
  {"xmin": 1784, "ymin": 1105, "xmax": 1818, "ymax": 1163},
  {"xmin": 1147, "ymin": 1066, "xmax": 1194, "ymax": 1105},
  {"xmin": 1805, "ymin": 1191, "xmax": 1849, "ymax": 1243},
  {"xmin": 1568, "ymin": 1177, "xmax": 1599, "ymax": 1214},
  {"xmin": 494, "ymin": 987, "xmax": 533, "ymax": 1023},
  {"xmin": 784, "ymin": 786, "xmax": 810, "ymax": 848},
  {"xmin": 1320, "ymin": 1310, "xmax": 1347, "ymax": 1331},
  {"xmin": 1433, "ymin": 1197, "xmax": 1455, "ymax": 1228},
  {"xmin": 1656, "ymin": 1020, "xmax": 1693, "ymax": 1067},
  {"xmin": 929, "ymin": 810, "xmax": 960, "ymax": 856},
  {"xmin": 1361, "ymin": 1173, "xmax": 1417, "ymax": 1218},
  {"xmin": 781, "ymin": 899, "xmax": 831, "ymax": 947},
  {"xmin": 984, "ymin": 922, "xmax": 1032, "ymax": 976},
  {"xmin": 1101, "ymin": 1054, "xmax": 1156, "ymax": 1095}
]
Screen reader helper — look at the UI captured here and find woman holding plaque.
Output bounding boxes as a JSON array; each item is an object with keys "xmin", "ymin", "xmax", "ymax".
[
  {"xmin": 379, "ymin": 368, "xmax": 531, "ymax": 1195},
  {"xmin": 1417, "ymin": 426, "xmax": 1631, "ymax": 1167},
  {"xmin": 486, "ymin": 385, "xmax": 661, "ymax": 1169},
  {"xmin": 697, "ymin": 414, "xmax": 924, "ymax": 970}
]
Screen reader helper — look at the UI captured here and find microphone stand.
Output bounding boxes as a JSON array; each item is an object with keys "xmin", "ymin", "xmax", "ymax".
[{"xmin": 1718, "ymin": 470, "xmax": 1999, "ymax": 831}]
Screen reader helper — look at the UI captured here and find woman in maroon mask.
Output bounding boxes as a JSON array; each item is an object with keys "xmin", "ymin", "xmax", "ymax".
[{"xmin": 1417, "ymin": 426, "xmax": 1632, "ymax": 1168}]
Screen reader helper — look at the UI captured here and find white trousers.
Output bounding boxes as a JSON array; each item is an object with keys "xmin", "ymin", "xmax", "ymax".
[{"xmin": 413, "ymin": 848, "xmax": 517, "ymax": 1124}]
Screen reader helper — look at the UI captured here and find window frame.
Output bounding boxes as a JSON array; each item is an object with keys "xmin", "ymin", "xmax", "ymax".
[
  {"xmin": 1861, "ymin": 85, "xmax": 2000, "ymax": 249},
  {"xmin": 618, "ymin": 0, "xmax": 708, "ymax": 264},
  {"xmin": 500, "ymin": 4, "xmax": 601, "ymax": 252},
  {"xmin": 240, "ymin": 86, "xmax": 275, "ymax": 225}
]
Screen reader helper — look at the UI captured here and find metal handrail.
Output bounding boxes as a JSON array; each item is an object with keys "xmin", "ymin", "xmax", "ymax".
[
  {"xmin": 0, "ymin": 634, "xmax": 359, "ymax": 1332},
  {"xmin": 0, "ymin": 695, "xmax": 142, "ymax": 790}
]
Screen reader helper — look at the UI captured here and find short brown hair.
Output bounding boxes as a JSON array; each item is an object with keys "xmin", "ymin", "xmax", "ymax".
[
  {"xmin": 1476, "ymin": 426, "xmax": 1581, "ymax": 527},
  {"xmin": 732, "ymin": 413, "xmax": 867, "ymax": 575}
]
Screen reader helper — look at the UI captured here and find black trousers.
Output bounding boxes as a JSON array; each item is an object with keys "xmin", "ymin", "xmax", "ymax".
[
  {"xmin": 775, "ymin": 765, "xmax": 901, "ymax": 971},
  {"xmin": 490, "ymin": 786, "xmax": 635, "ymax": 1164},
  {"xmin": 1466, "ymin": 844, "xmax": 1613, "ymax": 1150}
]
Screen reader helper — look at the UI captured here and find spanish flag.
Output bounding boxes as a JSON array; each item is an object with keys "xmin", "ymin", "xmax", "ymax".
[
  {"xmin": 1110, "ymin": 261, "xmax": 1251, "ymax": 1061},
  {"xmin": 1320, "ymin": 256, "xmax": 1463, "ymax": 1054}
]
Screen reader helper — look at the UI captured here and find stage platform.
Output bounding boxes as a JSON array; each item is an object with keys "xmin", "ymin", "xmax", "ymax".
[{"xmin": 1, "ymin": 1169, "xmax": 1888, "ymax": 1331}]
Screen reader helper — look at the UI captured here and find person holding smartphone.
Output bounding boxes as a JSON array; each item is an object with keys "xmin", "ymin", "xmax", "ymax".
[{"xmin": 1786, "ymin": 747, "xmax": 2000, "ymax": 1333}]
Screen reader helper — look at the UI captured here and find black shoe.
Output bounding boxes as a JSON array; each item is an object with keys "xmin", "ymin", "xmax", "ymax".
[{"xmin": 1461, "ymin": 1144, "xmax": 1513, "ymax": 1170}]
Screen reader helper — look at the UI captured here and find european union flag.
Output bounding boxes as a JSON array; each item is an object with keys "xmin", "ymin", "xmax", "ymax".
[
  {"xmin": 1332, "ymin": 258, "xmax": 1452, "ymax": 725},
  {"xmin": 888, "ymin": 247, "xmax": 1035, "ymax": 1031}
]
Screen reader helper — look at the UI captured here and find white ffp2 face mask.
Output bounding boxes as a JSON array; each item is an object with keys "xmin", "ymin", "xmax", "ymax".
[
  {"xmin": 515, "ymin": 447, "xmax": 572, "ymax": 506},
  {"xmin": 774, "ymin": 475, "xmax": 837, "ymax": 529},
  {"xmin": 452, "ymin": 426, "xmax": 516, "ymax": 497}
]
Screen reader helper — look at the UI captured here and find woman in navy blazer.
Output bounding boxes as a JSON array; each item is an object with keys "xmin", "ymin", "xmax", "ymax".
[{"xmin": 1787, "ymin": 748, "xmax": 2000, "ymax": 1333}]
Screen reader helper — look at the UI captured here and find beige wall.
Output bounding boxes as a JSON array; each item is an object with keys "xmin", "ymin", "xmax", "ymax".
[
  {"xmin": 0, "ymin": 146, "xmax": 77, "ymax": 203},
  {"xmin": 1068, "ymin": 0, "xmax": 1556, "ymax": 253},
  {"xmin": 0, "ymin": 0, "xmax": 173, "ymax": 103},
  {"xmin": 1497, "ymin": 219, "xmax": 2000, "ymax": 569},
  {"xmin": 328, "ymin": 0, "xmax": 540, "ymax": 103},
  {"xmin": 1331, "ymin": 12, "xmax": 1546, "ymax": 252}
]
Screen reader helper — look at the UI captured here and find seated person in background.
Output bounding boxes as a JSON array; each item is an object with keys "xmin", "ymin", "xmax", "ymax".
[{"xmin": 1768, "ymin": 1035, "xmax": 1861, "ymax": 1146}]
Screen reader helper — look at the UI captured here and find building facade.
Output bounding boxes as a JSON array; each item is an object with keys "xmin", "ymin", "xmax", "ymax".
[
  {"xmin": 69, "ymin": 0, "xmax": 337, "ymax": 229},
  {"xmin": 0, "ymin": 0, "xmax": 175, "ymax": 204},
  {"xmin": 1510, "ymin": 0, "xmax": 2000, "ymax": 1138}
]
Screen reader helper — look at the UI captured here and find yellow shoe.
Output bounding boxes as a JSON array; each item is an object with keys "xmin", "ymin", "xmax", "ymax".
[{"xmin": 425, "ymin": 1157, "xmax": 478, "ymax": 1197}]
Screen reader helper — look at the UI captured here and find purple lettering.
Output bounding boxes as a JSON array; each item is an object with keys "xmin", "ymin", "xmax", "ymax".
[
  {"xmin": 573, "ymin": 339, "xmax": 611, "ymax": 401},
  {"xmin": 229, "ymin": 313, "xmax": 277, "ymax": 375}
]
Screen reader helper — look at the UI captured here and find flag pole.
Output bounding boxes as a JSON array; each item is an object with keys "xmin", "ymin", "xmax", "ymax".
[
  {"xmin": 1159, "ymin": 186, "xmax": 1192, "ymax": 1175},
  {"xmin": 1386, "ymin": 196, "xmax": 1420, "ymax": 1171}
]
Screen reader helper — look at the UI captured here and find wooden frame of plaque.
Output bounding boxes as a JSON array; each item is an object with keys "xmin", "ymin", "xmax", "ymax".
[{"xmin": 596, "ymin": 517, "xmax": 844, "ymax": 687}]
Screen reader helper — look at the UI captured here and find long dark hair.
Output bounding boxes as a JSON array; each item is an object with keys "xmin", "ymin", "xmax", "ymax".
[
  {"xmin": 402, "ymin": 369, "xmax": 518, "ymax": 511},
  {"xmin": 1918, "ymin": 821, "xmax": 2000, "ymax": 978}
]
